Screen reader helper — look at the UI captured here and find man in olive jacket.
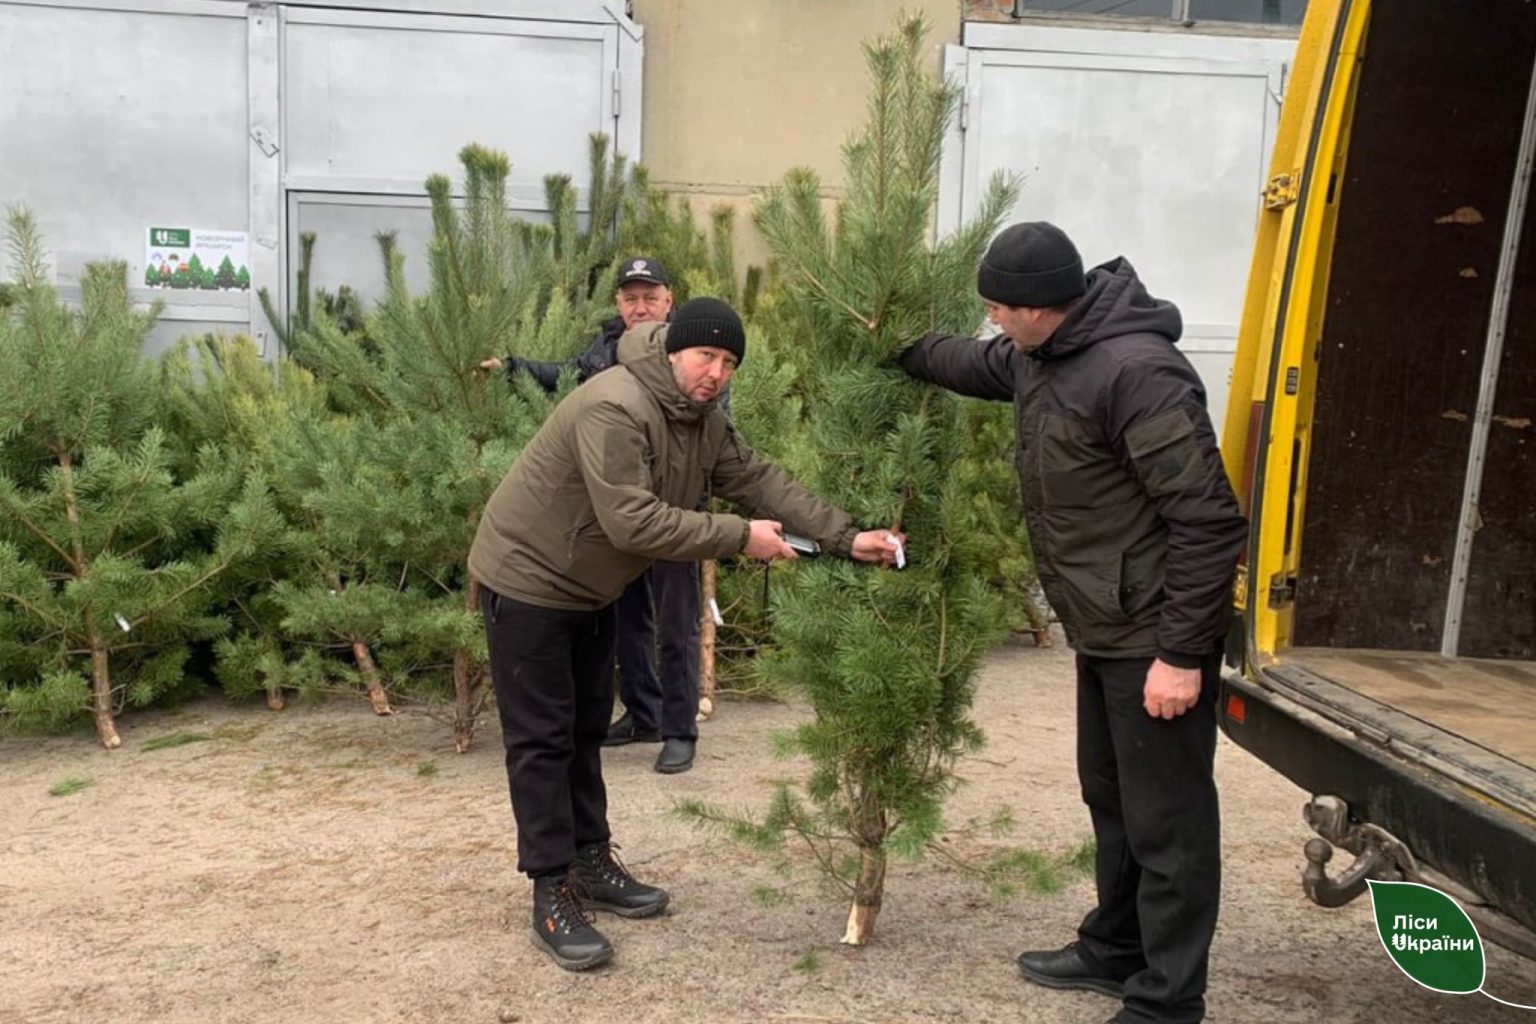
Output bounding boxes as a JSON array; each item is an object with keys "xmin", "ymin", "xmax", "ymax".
[
  {"xmin": 480, "ymin": 257, "xmax": 707, "ymax": 775},
  {"xmin": 898, "ymin": 223, "xmax": 1246, "ymax": 1024},
  {"xmin": 470, "ymin": 297, "xmax": 902, "ymax": 972}
]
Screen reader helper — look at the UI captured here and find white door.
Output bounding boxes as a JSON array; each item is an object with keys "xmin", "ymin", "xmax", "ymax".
[{"xmin": 939, "ymin": 24, "xmax": 1296, "ymax": 430}]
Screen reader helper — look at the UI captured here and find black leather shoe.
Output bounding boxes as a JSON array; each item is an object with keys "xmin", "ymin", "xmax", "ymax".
[
  {"xmin": 1016, "ymin": 941, "xmax": 1127, "ymax": 998},
  {"xmin": 603, "ymin": 711, "xmax": 661, "ymax": 747},
  {"xmin": 572, "ymin": 843, "xmax": 670, "ymax": 918},
  {"xmin": 654, "ymin": 737, "xmax": 695, "ymax": 774},
  {"xmin": 530, "ymin": 874, "xmax": 612, "ymax": 971}
]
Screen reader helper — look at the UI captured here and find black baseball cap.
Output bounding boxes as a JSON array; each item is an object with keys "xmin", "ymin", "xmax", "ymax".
[{"xmin": 616, "ymin": 256, "xmax": 669, "ymax": 288}]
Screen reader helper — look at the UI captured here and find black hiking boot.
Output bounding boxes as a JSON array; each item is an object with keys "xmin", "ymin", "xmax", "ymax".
[
  {"xmin": 572, "ymin": 843, "xmax": 670, "ymax": 918},
  {"xmin": 531, "ymin": 874, "xmax": 613, "ymax": 971}
]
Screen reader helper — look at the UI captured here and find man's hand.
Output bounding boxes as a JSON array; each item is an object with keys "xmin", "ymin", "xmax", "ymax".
[
  {"xmin": 478, "ymin": 356, "xmax": 504, "ymax": 372},
  {"xmin": 1143, "ymin": 658, "xmax": 1201, "ymax": 719},
  {"xmin": 850, "ymin": 530, "xmax": 906, "ymax": 566},
  {"xmin": 744, "ymin": 519, "xmax": 796, "ymax": 562}
]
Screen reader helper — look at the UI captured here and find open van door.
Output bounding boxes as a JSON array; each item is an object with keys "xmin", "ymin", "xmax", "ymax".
[{"xmin": 1219, "ymin": 0, "xmax": 1536, "ymax": 957}]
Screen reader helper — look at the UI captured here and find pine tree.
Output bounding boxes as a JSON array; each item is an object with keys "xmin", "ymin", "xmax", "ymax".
[
  {"xmin": 239, "ymin": 133, "xmax": 752, "ymax": 748},
  {"xmin": 698, "ymin": 313, "xmax": 811, "ymax": 708},
  {"xmin": 258, "ymin": 145, "xmax": 579, "ymax": 749},
  {"xmin": 157, "ymin": 334, "xmax": 334, "ymax": 711},
  {"xmin": 698, "ymin": 15, "xmax": 1024, "ymax": 944},
  {"xmin": 0, "ymin": 209, "xmax": 282, "ymax": 747},
  {"xmin": 953, "ymin": 400, "xmax": 1055, "ymax": 645}
]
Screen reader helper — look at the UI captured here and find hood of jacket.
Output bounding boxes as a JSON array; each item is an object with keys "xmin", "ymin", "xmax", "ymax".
[{"xmin": 1033, "ymin": 257, "xmax": 1183, "ymax": 362}]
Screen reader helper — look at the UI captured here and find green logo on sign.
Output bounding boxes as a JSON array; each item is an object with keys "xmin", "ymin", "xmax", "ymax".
[
  {"xmin": 150, "ymin": 227, "xmax": 191, "ymax": 247},
  {"xmin": 1368, "ymin": 879, "xmax": 1536, "ymax": 1010}
]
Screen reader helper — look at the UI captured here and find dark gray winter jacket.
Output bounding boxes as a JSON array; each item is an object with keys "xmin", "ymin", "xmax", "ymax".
[
  {"xmin": 508, "ymin": 317, "xmax": 626, "ymax": 391},
  {"xmin": 899, "ymin": 258, "xmax": 1246, "ymax": 665},
  {"xmin": 510, "ymin": 315, "xmax": 732, "ymax": 413}
]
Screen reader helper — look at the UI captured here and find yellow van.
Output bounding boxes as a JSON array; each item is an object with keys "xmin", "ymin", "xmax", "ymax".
[{"xmin": 1219, "ymin": 0, "xmax": 1536, "ymax": 955}]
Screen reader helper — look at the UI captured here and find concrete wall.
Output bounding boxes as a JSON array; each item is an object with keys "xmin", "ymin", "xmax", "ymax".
[{"xmin": 630, "ymin": 0, "xmax": 962, "ymax": 272}]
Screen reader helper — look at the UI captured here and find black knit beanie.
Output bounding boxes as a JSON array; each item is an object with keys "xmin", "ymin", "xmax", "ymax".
[
  {"xmin": 976, "ymin": 222, "xmax": 1087, "ymax": 309},
  {"xmin": 664, "ymin": 297, "xmax": 746, "ymax": 365}
]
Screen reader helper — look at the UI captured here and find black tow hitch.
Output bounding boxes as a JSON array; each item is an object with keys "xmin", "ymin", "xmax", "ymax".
[{"xmin": 1300, "ymin": 795, "xmax": 1416, "ymax": 907}]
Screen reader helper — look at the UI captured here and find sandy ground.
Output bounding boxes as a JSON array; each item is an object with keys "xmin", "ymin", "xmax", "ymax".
[{"xmin": 3, "ymin": 639, "xmax": 1534, "ymax": 1024}]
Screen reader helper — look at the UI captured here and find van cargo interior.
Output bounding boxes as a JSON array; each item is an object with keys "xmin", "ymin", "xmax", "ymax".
[{"xmin": 1274, "ymin": 5, "xmax": 1536, "ymax": 785}]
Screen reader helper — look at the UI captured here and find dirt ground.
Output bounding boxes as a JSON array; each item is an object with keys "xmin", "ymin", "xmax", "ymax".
[{"xmin": 3, "ymin": 639, "xmax": 1534, "ymax": 1024}]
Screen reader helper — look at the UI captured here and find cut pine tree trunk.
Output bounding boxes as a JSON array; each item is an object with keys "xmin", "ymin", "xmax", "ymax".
[
  {"xmin": 351, "ymin": 639, "xmax": 393, "ymax": 715},
  {"xmin": 698, "ymin": 559, "xmax": 717, "ymax": 721},
  {"xmin": 452, "ymin": 577, "xmax": 482, "ymax": 753},
  {"xmin": 1019, "ymin": 583, "xmax": 1056, "ymax": 647},
  {"xmin": 840, "ymin": 844, "xmax": 887, "ymax": 946},
  {"xmin": 63, "ymin": 455, "xmax": 119, "ymax": 748},
  {"xmin": 1022, "ymin": 590, "xmax": 1054, "ymax": 648},
  {"xmin": 88, "ymin": 633, "xmax": 121, "ymax": 749}
]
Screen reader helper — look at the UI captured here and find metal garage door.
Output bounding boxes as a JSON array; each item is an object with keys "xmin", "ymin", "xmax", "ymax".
[
  {"xmin": 0, "ymin": 0, "xmax": 642, "ymax": 355},
  {"xmin": 939, "ymin": 23, "xmax": 1295, "ymax": 430}
]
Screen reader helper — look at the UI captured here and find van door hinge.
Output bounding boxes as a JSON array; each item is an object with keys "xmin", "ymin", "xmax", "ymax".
[
  {"xmin": 1264, "ymin": 170, "xmax": 1301, "ymax": 210},
  {"xmin": 1268, "ymin": 573, "xmax": 1298, "ymax": 607}
]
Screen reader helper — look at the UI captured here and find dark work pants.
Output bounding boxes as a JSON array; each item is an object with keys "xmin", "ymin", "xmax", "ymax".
[
  {"xmin": 615, "ymin": 560, "xmax": 702, "ymax": 740},
  {"xmin": 1074, "ymin": 652, "xmax": 1222, "ymax": 1024},
  {"xmin": 482, "ymin": 587, "xmax": 617, "ymax": 878}
]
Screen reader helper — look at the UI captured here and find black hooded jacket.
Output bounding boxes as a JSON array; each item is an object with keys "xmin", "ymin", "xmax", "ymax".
[
  {"xmin": 508, "ymin": 317, "xmax": 627, "ymax": 391},
  {"xmin": 508, "ymin": 314, "xmax": 731, "ymax": 413},
  {"xmin": 900, "ymin": 258, "xmax": 1246, "ymax": 664}
]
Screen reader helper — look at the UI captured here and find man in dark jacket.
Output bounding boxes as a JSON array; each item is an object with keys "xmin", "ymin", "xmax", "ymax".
[
  {"xmin": 898, "ymin": 222, "xmax": 1246, "ymax": 1024},
  {"xmin": 479, "ymin": 256, "xmax": 675, "ymax": 388},
  {"xmin": 481, "ymin": 257, "xmax": 708, "ymax": 775},
  {"xmin": 470, "ymin": 298, "xmax": 903, "ymax": 972}
]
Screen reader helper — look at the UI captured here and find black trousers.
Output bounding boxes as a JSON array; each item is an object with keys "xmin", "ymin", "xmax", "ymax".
[
  {"xmin": 1074, "ymin": 652, "xmax": 1222, "ymax": 1024},
  {"xmin": 615, "ymin": 559, "xmax": 701, "ymax": 740},
  {"xmin": 482, "ymin": 587, "xmax": 617, "ymax": 878}
]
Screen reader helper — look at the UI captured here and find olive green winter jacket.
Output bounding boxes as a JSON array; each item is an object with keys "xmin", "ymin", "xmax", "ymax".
[{"xmin": 469, "ymin": 322, "xmax": 857, "ymax": 610}]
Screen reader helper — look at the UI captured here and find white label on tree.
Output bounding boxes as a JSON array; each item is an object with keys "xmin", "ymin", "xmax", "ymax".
[
  {"xmin": 710, "ymin": 598, "xmax": 725, "ymax": 626},
  {"xmin": 888, "ymin": 533, "xmax": 906, "ymax": 570},
  {"xmin": 114, "ymin": 613, "xmax": 132, "ymax": 633}
]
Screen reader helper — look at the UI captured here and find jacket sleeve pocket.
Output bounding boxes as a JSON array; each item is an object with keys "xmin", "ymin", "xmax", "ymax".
[{"xmin": 1124, "ymin": 406, "xmax": 1204, "ymax": 497}]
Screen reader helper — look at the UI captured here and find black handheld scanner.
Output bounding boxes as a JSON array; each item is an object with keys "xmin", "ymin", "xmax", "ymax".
[{"xmin": 782, "ymin": 533, "xmax": 821, "ymax": 558}]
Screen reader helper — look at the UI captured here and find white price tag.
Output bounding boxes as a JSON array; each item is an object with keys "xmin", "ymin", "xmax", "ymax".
[
  {"xmin": 114, "ymin": 613, "xmax": 132, "ymax": 633},
  {"xmin": 887, "ymin": 533, "xmax": 906, "ymax": 570},
  {"xmin": 710, "ymin": 598, "xmax": 725, "ymax": 626}
]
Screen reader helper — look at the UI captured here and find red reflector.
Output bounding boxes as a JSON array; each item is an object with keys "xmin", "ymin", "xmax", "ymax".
[{"xmin": 1226, "ymin": 694, "xmax": 1247, "ymax": 725}]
